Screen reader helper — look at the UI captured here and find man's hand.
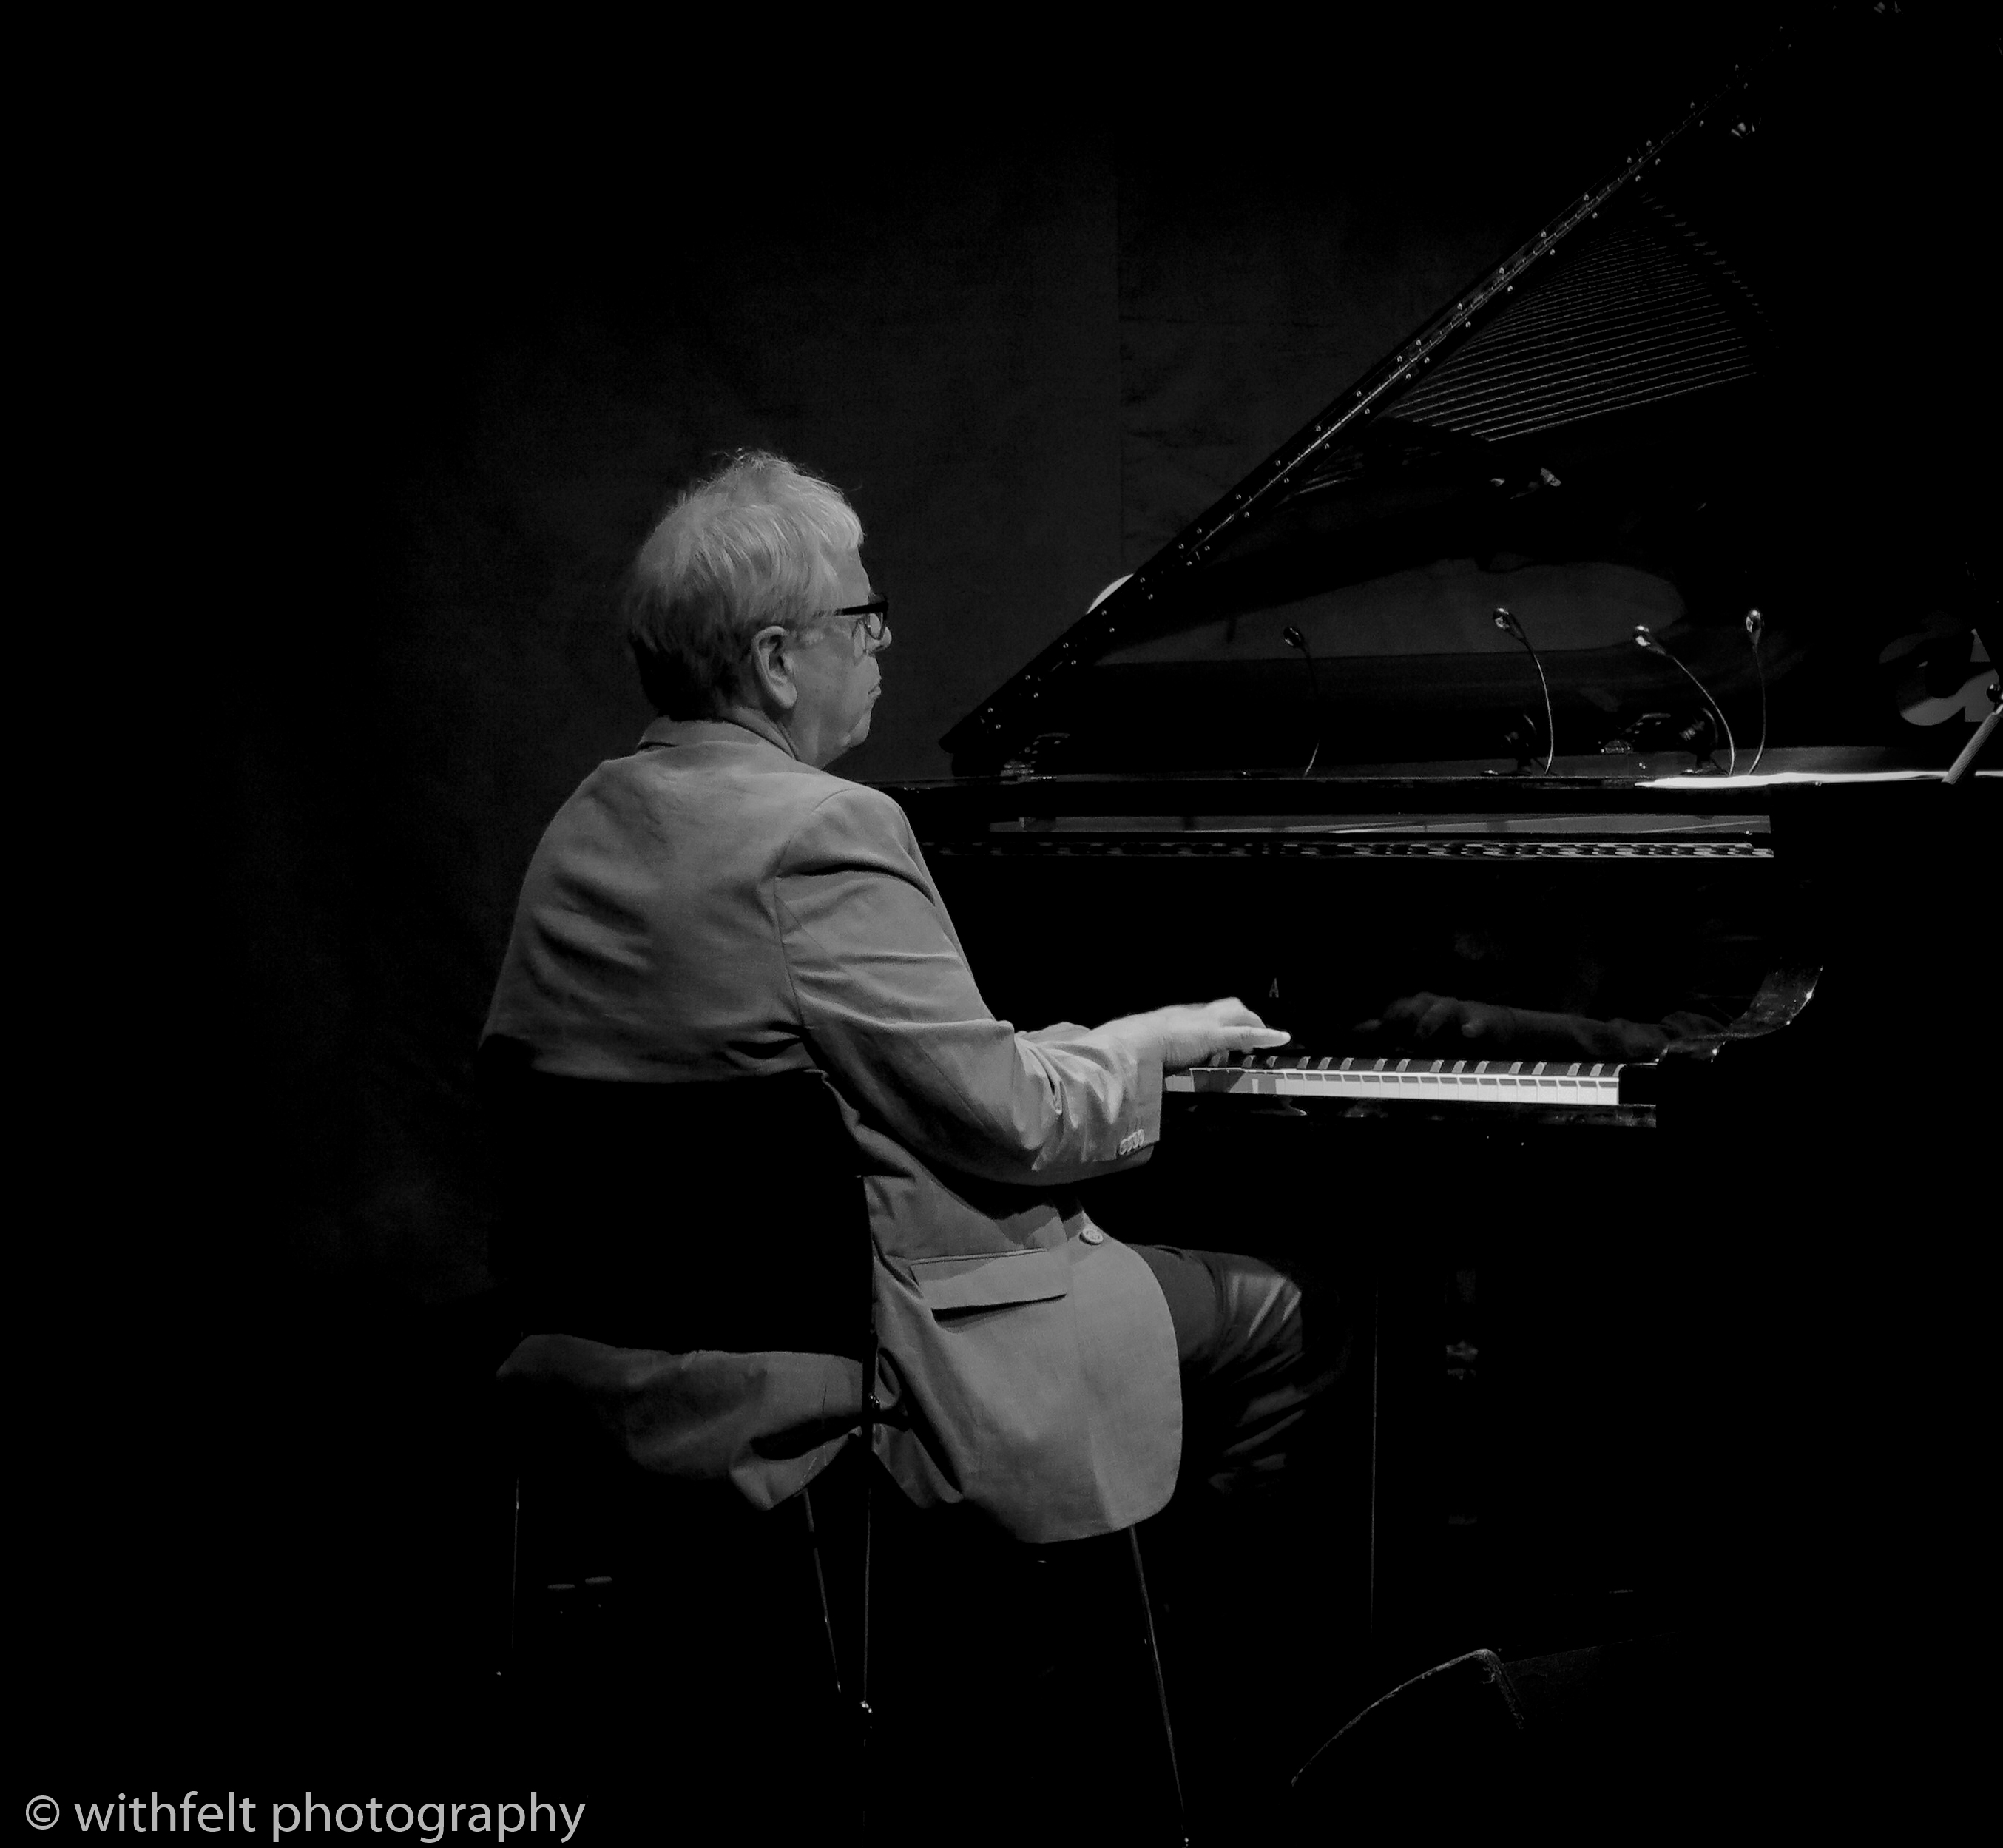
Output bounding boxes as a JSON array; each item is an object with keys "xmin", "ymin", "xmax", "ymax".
[
  {"xmin": 1355, "ymin": 992, "xmax": 1518, "ymax": 1047},
  {"xmin": 1101, "ymin": 997, "xmax": 1290, "ymax": 1070}
]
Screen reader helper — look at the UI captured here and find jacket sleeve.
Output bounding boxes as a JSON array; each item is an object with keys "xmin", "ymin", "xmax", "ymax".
[{"xmin": 774, "ymin": 783, "xmax": 1161, "ymax": 1188}]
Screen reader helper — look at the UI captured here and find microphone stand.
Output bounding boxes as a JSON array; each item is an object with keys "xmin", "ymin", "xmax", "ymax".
[
  {"xmin": 1744, "ymin": 608, "xmax": 1769, "ymax": 775},
  {"xmin": 1283, "ymin": 625, "xmax": 1323, "ymax": 777},
  {"xmin": 1491, "ymin": 607, "xmax": 1555, "ymax": 775},
  {"xmin": 1635, "ymin": 625, "xmax": 1736, "ymax": 775}
]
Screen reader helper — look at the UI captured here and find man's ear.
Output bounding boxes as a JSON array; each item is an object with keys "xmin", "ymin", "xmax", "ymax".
[{"xmin": 746, "ymin": 624, "xmax": 799, "ymax": 712}]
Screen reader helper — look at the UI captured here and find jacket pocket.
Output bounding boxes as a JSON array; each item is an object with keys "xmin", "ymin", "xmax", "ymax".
[{"xmin": 910, "ymin": 1246, "xmax": 1071, "ymax": 1315}]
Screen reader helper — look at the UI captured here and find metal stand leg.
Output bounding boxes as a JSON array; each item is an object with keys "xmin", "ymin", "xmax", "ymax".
[
  {"xmin": 1129, "ymin": 1528, "xmax": 1189, "ymax": 1846},
  {"xmin": 857, "ymin": 1431, "xmax": 876, "ymax": 1834},
  {"xmin": 801, "ymin": 1486, "xmax": 843, "ymax": 1702},
  {"xmin": 1368, "ymin": 1277, "xmax": 1382, "ymax": 1639},
  {"xmin": 859, "ymin": 1463, "xmax": 875, "ymax": 1727},
  {"xmin": 859, "ymin": 1229, "xmax": 881, "ymax": 1833}
]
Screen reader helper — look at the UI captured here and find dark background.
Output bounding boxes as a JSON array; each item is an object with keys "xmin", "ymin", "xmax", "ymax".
[{"xmin": 27, "ymin": 6, "xmax": 1990, "ymax": 1823}]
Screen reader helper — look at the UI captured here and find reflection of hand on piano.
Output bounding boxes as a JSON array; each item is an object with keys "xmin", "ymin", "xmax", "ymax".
[
  {"xmin": 1357, "ymin": 992, "xmax": 1516, "ymax": 1048},
  {"xmin": 1357, "ymin": 992, "xmax": 1672, "ymax": 1063}
]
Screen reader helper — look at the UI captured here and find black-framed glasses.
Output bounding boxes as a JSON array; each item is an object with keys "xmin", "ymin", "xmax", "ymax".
[{"xmin": 828, "ymin": 595, "xmax": 891, "ymax": 658}]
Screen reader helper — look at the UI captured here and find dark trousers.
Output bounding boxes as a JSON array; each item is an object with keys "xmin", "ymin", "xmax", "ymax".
[{"xmin": 1129, "ymin": 1243, "xmax": 1340, "ymax": 1500}]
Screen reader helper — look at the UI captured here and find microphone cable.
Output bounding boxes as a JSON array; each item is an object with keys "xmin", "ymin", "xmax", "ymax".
[
  {"xmin": 1634, "ymin": 624, "xmax": 1736, "ymax": 775},
  {"xmin": 1283, "ymin": 624, "xmax": 1323, "ymax": 777},
  {"xmin": 1492, "ymin": 606, "xmax": 1555, "ymax": 775},
  {"xmin": 1744, "ymin": 608, "xmax": 1768, "ymax": 775}
]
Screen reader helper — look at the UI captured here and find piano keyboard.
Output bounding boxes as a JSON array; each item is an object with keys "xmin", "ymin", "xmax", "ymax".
[{"xmin": 1167, "ymin": 1053, "xmax": 1637, "ymax": 1107}]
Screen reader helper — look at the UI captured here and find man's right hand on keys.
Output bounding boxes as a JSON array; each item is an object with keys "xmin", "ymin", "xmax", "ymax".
[{"xmin": 1099, "ymin": 998, "xmax": 1290, "ymax": 1071}]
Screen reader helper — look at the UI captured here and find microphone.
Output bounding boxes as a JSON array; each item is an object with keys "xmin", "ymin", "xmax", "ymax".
[
  {"xmin": 1634, "ymin": 625, "xmax": 1736, "ymax": 774},
  {"xmin": 1492, "ymin": 606, "xmax": 1555, "ymax": 775},
  {"xmin": 1743, "ymin": 608, "xmax": 1768, "ymax": 774},
  {"xmin": 1283, "ymin": 624, "xmax": 1323, "ymax": 777}
]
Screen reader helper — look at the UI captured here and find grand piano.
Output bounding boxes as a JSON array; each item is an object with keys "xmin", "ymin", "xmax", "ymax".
[{"xmin": 878, "ymin": 11, "xmax": 1996, "ymax": 1678}]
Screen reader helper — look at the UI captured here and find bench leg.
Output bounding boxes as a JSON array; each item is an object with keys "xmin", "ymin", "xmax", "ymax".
[{"xmin": 1129, "ymin": 1528, "xmax": 1189, "ymax": 1844}]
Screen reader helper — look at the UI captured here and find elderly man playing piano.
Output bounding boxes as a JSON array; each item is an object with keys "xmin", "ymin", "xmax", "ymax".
[{"xmin": 485, "ymin": 450, "xmax": 1332, "ymax": 1568}]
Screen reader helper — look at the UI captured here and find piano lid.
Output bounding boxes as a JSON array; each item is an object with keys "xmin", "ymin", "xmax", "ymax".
[{"xmin": 942, "ymin": 13, "xmax": 1994, "ymax": 782}]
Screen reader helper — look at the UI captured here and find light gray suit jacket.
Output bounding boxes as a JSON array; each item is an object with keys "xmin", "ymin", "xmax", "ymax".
[{"xmin": 484, "ymin": 717, "xmax": 1180, "ymax": 1540}]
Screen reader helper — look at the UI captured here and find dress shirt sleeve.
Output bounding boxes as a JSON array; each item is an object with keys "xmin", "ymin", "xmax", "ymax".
[{"xmin": 774, "ymin": 784, "xmax": 1160, "ymax": 1187}]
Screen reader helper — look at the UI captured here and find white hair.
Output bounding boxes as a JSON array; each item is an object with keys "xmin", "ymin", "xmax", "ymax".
[{"xmin": 624, "ymin": 451, "xmax": 863, "ymax": 717}]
